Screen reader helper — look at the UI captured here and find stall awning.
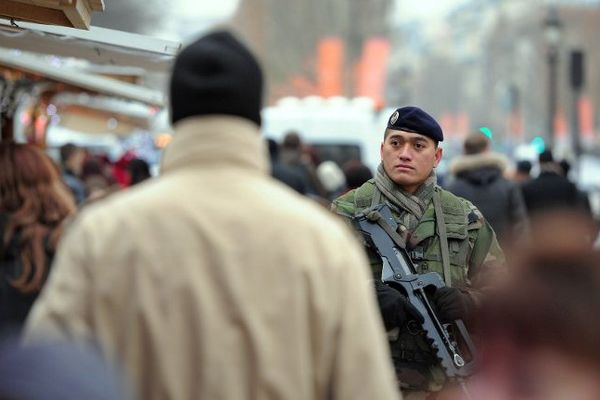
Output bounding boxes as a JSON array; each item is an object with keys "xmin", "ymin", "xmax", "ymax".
[
  {"xmin": 0, "ymin": 0, "xmax": 105, "ymax": 30},
  {"xmin": 0, "ymin": 20, "xmax": 180, "ymax": 72},
  {"xmin": 0, "ymin": 48, "xmax": 164, "ymax": 107}
]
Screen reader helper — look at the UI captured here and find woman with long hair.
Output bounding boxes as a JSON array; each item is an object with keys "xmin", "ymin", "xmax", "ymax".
[{"xmin": 0, "ymin": 142, "xmax": 76, "ymax": 331}]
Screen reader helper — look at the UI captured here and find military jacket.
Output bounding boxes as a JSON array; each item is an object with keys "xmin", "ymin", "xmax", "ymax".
[{"xmin": 331, "ymin": 179, "xmax": 504, "ymax": 391}]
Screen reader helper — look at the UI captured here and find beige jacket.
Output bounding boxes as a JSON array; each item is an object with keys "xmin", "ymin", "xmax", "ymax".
[{"xmin": 25, "ymin": 116, "xmax": 401, "ymax": 400}]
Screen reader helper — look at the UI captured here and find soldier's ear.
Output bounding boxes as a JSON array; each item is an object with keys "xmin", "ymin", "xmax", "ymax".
[{"xmin": 434, "ymin": 147, "xmax": 443, "ymax": 168}]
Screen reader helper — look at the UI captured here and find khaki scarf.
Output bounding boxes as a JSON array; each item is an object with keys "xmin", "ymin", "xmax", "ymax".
[{"xmin": 374, "ymin": 163, "xmax": 437, "ymax": 233}]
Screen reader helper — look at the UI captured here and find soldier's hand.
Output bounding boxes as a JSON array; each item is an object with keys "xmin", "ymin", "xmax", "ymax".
[
  {"xmin": 374, "ymin": 280, "xmax": 423, "ymax": 330},
  {"xmin": 431, "ymin": 287, "xmax": 474, "ymax": 323}
]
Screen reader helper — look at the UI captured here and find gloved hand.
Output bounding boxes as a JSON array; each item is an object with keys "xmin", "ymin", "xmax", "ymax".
[
  {"xmin": 374, "ymin": 280, "xmax": 423, "ymax": 330},
  {"xmin": 431, "ymin": 287, "xmax": 474, "ymax": 323}
]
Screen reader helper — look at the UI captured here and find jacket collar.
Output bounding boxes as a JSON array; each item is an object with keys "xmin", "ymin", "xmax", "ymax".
[
  {"xmin": 539, "ymin": 162, "xmax": 564, "ymax": 176},
  {"xmin": 449, "ymin": 151, "xmax": 508, "ymax": 176},
  {"xmin": 160, "ymin": 115, "xmax": 268, "ymax": 175}
]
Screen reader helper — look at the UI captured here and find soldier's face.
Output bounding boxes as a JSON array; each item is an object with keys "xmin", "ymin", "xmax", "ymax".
[{"xmin": 380, "ymin": 129, "xmax": 442, "ymax": 193}]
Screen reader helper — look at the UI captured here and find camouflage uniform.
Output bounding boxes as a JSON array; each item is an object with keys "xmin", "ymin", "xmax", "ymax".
[{"xmin": 332, "ymin": 177, "xmax": 504, "ymax": 393}]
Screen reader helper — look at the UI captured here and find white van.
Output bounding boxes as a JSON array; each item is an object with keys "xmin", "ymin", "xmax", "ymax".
[{"xmin": 262, "ymin": 96, "xmax": 385, "ymax": 173}]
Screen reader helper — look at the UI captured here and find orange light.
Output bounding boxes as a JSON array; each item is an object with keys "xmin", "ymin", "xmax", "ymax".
[
  {"xmin": 317, "ymin": 38, "xmax": 344, "ymax": 97},
  {"xmin": 20, "ymin": 112, "xmax": 32, "ymax": 126},
  {"xmin": 154, "ymin": 133, "xmax": 173, "ymax": 149},
  {"xmin": 34, "ymin": 115, "xmax": 48, "ymax": 143}
]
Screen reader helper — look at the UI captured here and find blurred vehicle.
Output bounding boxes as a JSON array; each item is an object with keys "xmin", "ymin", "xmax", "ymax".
[{"xmin": 263, "ymin": 96, "xmax": 382, "ymax": 171}]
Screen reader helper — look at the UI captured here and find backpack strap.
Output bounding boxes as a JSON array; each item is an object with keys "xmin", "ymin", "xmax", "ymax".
[
  {"xmin": 354, "ymin": 179, "xmax": 378, "ymax": 211},
  {"xmin": 432, "ymin": 189, "xmax": 452, "ymax": 287}
]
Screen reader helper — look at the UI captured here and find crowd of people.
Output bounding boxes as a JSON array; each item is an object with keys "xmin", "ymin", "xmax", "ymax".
[
  {"xmin": 1, "ymin": 28, "xmax": 600, "ymax": 400},
  {"xmin": 59, "ymin": 143, "xmax": 152, "ymax": 206},
  {"xmin": 267, "ymin": 132, "xmax": 374, "ymax": 205}
]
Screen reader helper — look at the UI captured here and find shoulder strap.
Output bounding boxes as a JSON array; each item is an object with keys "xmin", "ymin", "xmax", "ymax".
[
  {"xmin": 365, "ymin": 209, "xmax": 406, "ymax": 249},
  {"xmin": 370, "ymin": 188, "xmax": 382, "ymax": 209},
  {"xmin": 433, "ymin": 189, "xmax": 452, "ymax": 287},
  {"xmin": 354, "ymin": 179, "xmax": 378, "ymax": 211}
]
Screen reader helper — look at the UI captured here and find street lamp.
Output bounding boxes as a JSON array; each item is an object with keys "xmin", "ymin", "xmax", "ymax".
[{"xmin": 543, "ymin": 6, "xmax": 562, "ymax": 150}]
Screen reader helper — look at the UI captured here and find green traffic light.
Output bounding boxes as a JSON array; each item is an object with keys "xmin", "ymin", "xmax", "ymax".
[
  {"xmin": 531, "ymin": 136, "xmax": 546, "ymax": 154},
  {"xmin": 479, "ymin": 127, "xmax": 493, "ymax": 139}
]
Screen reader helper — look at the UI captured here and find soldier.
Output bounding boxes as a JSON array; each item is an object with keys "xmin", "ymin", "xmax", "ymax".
[{"xmin": 332, "ymin": 106, "xmax": 504, "ymax": 399}]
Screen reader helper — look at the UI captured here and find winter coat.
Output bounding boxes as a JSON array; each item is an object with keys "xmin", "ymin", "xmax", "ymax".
[
  {"xmin": 521, "ymin": 169, "xmax": 584, "ymax": 216},
  {"xmin": 0, "ymin": 213, "xmax": 52, "ymax": 333},
  {"xmin": 447, "ymin": 152, "xmax": 528, "ymax": 242},
  {"xmin": 25, "ymin": 116, "xmax": 401, "ymax": 400}
]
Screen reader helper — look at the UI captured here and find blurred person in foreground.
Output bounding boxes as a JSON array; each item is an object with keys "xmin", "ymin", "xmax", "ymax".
[
  {"xmin": 0, "ymin": 338, "xmax": 125, "ymax": 400},
  {"xmin": 0, "ymin": 142, "xmax": 75, "ymax": 333},
  {"xmin": 447, "ymin": 132, "xmax": 528, "ymax": 246},
  {"xmin": 443, "ymin": 220, "xmax": 600, "ymax": 400},
  {"xmin": 331, "ymin": 106, "xmax": 504, "ymax": 399},
  {"xmin": 24, "ymin": 30, "xmax": 400, "ymax": 400}
]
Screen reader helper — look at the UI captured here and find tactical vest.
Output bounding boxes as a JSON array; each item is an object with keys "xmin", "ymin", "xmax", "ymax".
[
  {"xmin": 353, "ymin": 180, "xmax": 483, "ymax": 286},
  {"xmin": 349, "ymin": 179, "xmax": 482, "ymax": 391}
]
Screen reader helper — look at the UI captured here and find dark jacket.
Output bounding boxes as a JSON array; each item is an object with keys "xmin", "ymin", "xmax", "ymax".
[
  {"xmin": 521, "ymin": 167, "xmax": 583, "ymax": 216},
  {"xmin": 0, "ymin": 213, "xmax": 52, "ymax": 333},
  {"xmin": 270, "ymin": 161, "xmax": 308, "ymax": 194},
  {"xmin": 447, "ymin": 152, "xmax": 528, "ymax": 242}
]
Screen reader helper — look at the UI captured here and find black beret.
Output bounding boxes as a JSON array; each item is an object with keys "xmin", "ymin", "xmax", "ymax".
[
  {"xmin": 386, "ymin": 106, "xmax": 443, "ymax": 142},
  {"xmin": 170, "ymin": 30, "xmax": 263, "ymax": 126}
]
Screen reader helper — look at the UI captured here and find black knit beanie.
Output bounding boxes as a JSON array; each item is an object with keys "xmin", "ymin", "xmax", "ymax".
[{"xmin": 169, "ymin": 30, "xmax": 263, "ymax": 126}]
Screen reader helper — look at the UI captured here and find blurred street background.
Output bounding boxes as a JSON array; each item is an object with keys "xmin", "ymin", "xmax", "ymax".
[{"xmin": 2, "ymin": 0, "xmax": 600, "ymax": 210}]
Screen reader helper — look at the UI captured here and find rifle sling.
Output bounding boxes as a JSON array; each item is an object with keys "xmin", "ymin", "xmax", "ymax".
[
  {"xmin": 368, "ymin": 186, "xmax": 452, "ymax": 286},
  {"xmin": 365, "ymin": 210, "xmax": 407, "ymax": 250}
]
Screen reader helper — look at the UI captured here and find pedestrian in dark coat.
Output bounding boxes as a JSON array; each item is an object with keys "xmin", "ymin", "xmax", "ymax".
[
  {"xmin": 521, "ymin": 150, "xmax": 582, "ymax": 216},
  {"xmin": 447, "ymin": 133, "xmax": 528, "ymax": 244},
  {"xmin": 266, "ymin": 138, "xmax": 307, "ymax": 194}
]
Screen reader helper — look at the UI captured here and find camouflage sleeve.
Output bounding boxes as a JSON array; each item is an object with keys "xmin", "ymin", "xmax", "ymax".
[
  {"xmin": 331, "ymin": 192, "xmax": 383, "ymax": 280},
  {"xmin": 330, "ymin": 196, "xmax": 357, "ymax": 230},
  {"xmin": 330, "ymin": 192, "xmax": 356, "ymax": 218}
]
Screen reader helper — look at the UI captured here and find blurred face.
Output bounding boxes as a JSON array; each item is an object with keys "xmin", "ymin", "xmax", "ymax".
[
  {"xmin": 458, "ymin": 343, "xmax": 600, "ymax": 400},
  {"xmin": 380, "ymin": 129, "xmax": 442, "ymax": 193},
  {"xmin": 68, "ymin": 149, "xmax": 86, "ymax": 176}
]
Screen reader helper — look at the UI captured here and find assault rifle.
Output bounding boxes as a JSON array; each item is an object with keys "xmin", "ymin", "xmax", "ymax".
[{"xmin": 353, "ymin": 204, "xmax": 475, "ymax": 381}]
